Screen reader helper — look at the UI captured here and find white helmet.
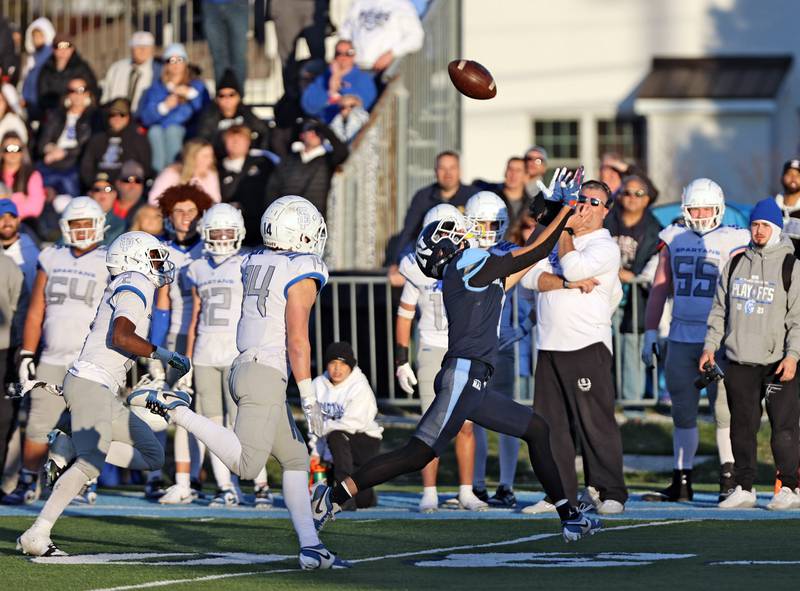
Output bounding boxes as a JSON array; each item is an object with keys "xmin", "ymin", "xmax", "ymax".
[
  {"xmin": 106, "ymin": 231, "xmax": 176, "ymax": 288},
  {"xmin": 59, "ymin": 196, "xmax": 106, "ymax": 249},
  {"xmin": 681, "ymin": 178, "xmax": 725, "ymax": 233},
  {"xmin": 260, "ymin": 195, "xmax": 327, "ymax": 257},
  {"xmin": 423, "ymin": 203, "xmax": 463, "ymax": 228},
  {"xmin": 201, "ymin": 203, "xmax": 245, "ymax": 256},
  {"xmin": 465, "ymin": 191, "xmax": 509, "ymax": 247}
]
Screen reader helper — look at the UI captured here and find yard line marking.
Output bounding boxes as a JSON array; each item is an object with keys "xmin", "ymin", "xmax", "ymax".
[{"xmin": 89, "ymin": 519, "xmax": 698, "ymax": 591}]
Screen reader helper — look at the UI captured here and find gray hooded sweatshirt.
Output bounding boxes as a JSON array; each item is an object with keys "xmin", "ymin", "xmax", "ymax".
[{"xmin": 705, "ymin": 235, "xmax": 800, "ymax": 364}]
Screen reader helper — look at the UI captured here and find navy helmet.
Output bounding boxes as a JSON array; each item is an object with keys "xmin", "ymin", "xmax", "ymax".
[{"xmin": 415, "ymin": 219, "xmax": 469, "ymax": 279}]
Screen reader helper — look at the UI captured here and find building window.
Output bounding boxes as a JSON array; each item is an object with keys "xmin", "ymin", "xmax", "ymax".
[
  {"xmin": 533, "ymin": 119, "xmax": 580, "ymax": 166},
  {"xmin": 597, "ymin": 118, "xmax": 646, "ymax": 167}
]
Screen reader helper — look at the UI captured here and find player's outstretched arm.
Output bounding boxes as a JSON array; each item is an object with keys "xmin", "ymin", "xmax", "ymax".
[{"xmin": 112, "ymin": 316, "xmax": 191, "ymax": 377}]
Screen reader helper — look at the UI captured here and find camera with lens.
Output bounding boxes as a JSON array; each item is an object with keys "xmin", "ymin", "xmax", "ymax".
[{"xmin": 694, "ymin": 361, "xmax": 724, "ymax": 390}]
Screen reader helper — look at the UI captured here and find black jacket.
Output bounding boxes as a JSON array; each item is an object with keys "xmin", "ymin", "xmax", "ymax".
[
  {"xmin": 197, "ymin": 102, "xmax": 272, "ymax": 158},
  {"xmin": 80, "ymin": 123, "xmax": 152, "ymax": 188},
  {"xmin": 390, "ymin": 182, "xmax": 480, "ymax": 264},
  {"xmin": 604, "ymin": 207, "xmax": 663, "ymax": 333},
  {"xmin": 219, "ymin": 152, "xmax": 277, "ymax": 246},
  {"xmin": 36, "ymin": 107, "xmax": 99, "ymax": 171},
  {"xmin": 265, "ymin": 123, "xmax": 347, "ymax": 218},
  {"xmin": 37, "ymin": 52, "xmax": 98, "ymax": 114}
]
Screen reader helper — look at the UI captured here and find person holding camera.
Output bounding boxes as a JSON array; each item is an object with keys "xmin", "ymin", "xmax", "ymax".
[{"xmin": 701, "ymin": 198, "xmax": 800, "ymax": 510}]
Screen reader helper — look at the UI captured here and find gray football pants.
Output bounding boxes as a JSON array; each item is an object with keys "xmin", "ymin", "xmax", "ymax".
[
  {"xmin": 665, "ymin": 341, "xmax": 731, "ymax": 429},
  {"xmin": 63, "ymin": 373, "xmax": 165, "ymax": 479},
  {"xmin": 194, "ymin": 365, "xmax": 236, "ymax": 423},
  {"xmin": 26, "ymin": 363, "xmax": 69, "ymax": 443},
  {"xmin": 228, "ymin": 361, "xmax": 309, "ymax": 479}
]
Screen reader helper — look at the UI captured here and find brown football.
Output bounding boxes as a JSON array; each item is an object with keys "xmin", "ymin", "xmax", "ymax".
[{"xmin": 448, "ymin": 59, "xmax": 497, "ymax": 100}]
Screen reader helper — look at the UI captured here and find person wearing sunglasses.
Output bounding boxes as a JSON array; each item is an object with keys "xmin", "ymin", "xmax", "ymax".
[
  {"xmin": 80, "ymin": 98, "xmax": 152, "ymax": 189},
  {"xmin": 301, "ymin": 40, "xmax": 377, "ymax": 124},
  {"xmin": 138, "ymin": 43, "xmax": 210, "ymax": 173},
  {"xmin": 521, "ymin": 177, "xmax": 628, "ymax": 515},
  {"xmin": 197, "ymin": 68, "xmax": 271, "ymax": 159},
  {"xmin": 88, "ymin": 173, "xmax": 126, "ymax": 245},
  {"xmin": 36, "ymin": 34, "xmax": 97, "ymax": 114},
  {"xmin": 523, "ymin": 146, "xmax": 549, "ymax": 196},
  {"xmin": 35, "ymin": 76, "xmax": 98, "ymax": 198},
  {"xmin": 113, "ymin": 160, "xmax": 148, "ymax": 225},
  {"xmin": 1, "ymin": 132, "xmax": 45, "ymax": 221},
  {"xmin": 603, "ymin": 174, "xmax": 662, "ymax": 419}
]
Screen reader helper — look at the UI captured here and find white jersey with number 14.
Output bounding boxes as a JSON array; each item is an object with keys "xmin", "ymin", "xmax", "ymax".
[{"xmin": 398, "ymin": 252, "xmax": 448, "ymax": 349}]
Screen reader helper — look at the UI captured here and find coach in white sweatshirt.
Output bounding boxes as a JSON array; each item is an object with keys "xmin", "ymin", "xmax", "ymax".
[
  {"xmin": 311, "ymin": 341, "xmax": 383, "ymax": 509},
  {"xmin": 521, "ymin": 180, "xmax": 627, "ymax": 514}
]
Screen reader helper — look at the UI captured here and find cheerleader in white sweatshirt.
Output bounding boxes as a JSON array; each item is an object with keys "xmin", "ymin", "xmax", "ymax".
[{"xmin": 311, "ymin": 342, "xmax": 383, "ymax": 508}]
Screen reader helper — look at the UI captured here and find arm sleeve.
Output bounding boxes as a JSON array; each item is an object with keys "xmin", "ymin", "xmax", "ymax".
[
  {"xmin": 469, "ymin": 212, "xmax": 570, "ymax": 287},
  {"xmin": 785, "ymin": 261, "xmax": 800, "ymax": 360},
  {"xmin": 559, "ymin": 239, "xmax": 620, "ymax": 281},
  {"xmin": 703, "ymin": 259, "xmax": 730, "ymax": 353}
]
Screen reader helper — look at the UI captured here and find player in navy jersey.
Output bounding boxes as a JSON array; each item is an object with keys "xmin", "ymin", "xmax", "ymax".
[{"xmin": 312, "ymin": 169, "xmax": 602, "ymax": 542}]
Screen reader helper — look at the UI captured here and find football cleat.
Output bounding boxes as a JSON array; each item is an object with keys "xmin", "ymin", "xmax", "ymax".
[
  {"xmin": 159, "ymin": 484, "xmax": 195, "ymax": 505},
  {"xmin": 72, "ymin": 479, "xmax": 98, "ymax": 505},
  {"xmin": 1, "ymin": 469, "xmax": 40, "ymax": 505},
  {"xmin": 44, "ymin": 430, "xmax": 76, "ymax": 488},
  {"xmin": 310, "ymin": 484, "xmax": 341, "ymax": 531},
  {"xmin": 597, "ymin": 499, "xmax": 625, "ymax": 515},
  {"xmin": 298, "ymin": 543, "xmax": 351, "ymax": 570},
  {"xmin": 472, "ymin": 487, "xmax": 489, "ymax": 503},
  {"xmin": 487, "ymin": 485, "xmax": 517, "ymax": 508},
  {"xmin": 579, "ymin": 486, "xmax": 600, "ymax": 510},
  {"xmin": 718, "ymin": 485, "xmax": 757, "ymax": 509},
  {"xmin": 767, "ymin": 487, "xmax": 800, "ymax": 511},
  {"xmin": 561, "ymin": 511, "xmax": 602, "ymax": 543},
  {"xmin": 144, "ymin": 478, "xmax": 168, "ymax": 500},
  {"xmin": 719, "ymin": 462, "xmax": 736, "ymax": 502},
  {"xmin": 209, "ymin": 487, "xmax": 240, "ymax": 507},
  {"xmin": 254, "ymin": 484, "xmax": 274, "ymax": 509},
  {"xmin": 520, "ymin": 497, "xmax": 556, "ymax": 514},
  {"xmin": 17, "ymin": 527, "xmax": 67, "ymax": 557},
  {"xmin": 126, "ymin": 388, "xmax": 191, "ymax": 421},
  {"xmin": 641, "ymin": 469, "xmax": 693, "ymax": 502}
]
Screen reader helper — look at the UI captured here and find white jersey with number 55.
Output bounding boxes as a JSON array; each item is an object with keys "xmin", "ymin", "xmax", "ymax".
[
  {"xmin": 38, "ymin": 245, "xmax": 109, "ymax": 366},
  {"xmin": 187, "ymin": 253, "xmax": 245, "ymax": 367},
  {"xmin": 660, "ymin": 223, "xmax": 750, "ymax": 343},
  {"xmin": 398, "ymin": 252, "xmax": 448, "ymax": 349},
  {"xmin": 236, "ymin": 249, "xmax": 328, "ymax": 379}
]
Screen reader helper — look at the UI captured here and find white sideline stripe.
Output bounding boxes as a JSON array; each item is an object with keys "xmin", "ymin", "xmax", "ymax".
[
  {"xmin": 89, "ymin": 519, "xmax": 697, "ymax": 591},
  {"xmin": 711, "ymin": 560, "xmax": 800, "ymax": 565}
]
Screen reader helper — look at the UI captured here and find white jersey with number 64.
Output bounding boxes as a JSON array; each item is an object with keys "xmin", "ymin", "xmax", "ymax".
[{"xmin": 236, "ymin": 249, "xmax": 328, "ymax": 379}]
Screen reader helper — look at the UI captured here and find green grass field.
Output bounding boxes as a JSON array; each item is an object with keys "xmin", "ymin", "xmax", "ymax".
[{"xmin": 2, "ymin": 515, "xmax": 799, "ymax": 590}]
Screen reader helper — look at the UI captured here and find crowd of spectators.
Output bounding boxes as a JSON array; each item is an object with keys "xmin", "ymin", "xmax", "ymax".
[{"xmin": 0, "ymin": 1, "xmax": 426, "ymax": 249}]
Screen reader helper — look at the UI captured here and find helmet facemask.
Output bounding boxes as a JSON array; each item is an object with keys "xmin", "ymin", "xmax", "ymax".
[
  {"xmin": 61, "ymin": 217, "xmax": 105, "ymax": 249},
  {"xmin": 147, "ymin": 246, "xmax": 176, "ymax": 287},
  {"xmin": 203, "ymin": 226, "xmax": 243, "ymax": 256},
  {"xmin": 682, "ymin": 205, "xmax": 724, "ymax": 234}
]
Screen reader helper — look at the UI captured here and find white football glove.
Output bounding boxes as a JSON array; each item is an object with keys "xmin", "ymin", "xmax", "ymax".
[
  {"xmin": 146, "ymin": 357, "xmax": 166, "ymax": 382},
  {"xmin": 298, "ymin": 378, "xmax": 324, "ymax": 436},
  {"xmin": 173, "ymin": 365, "xmax": 194, "ymax": 395},
  {"xmin": 395, "ymin": 362, "xmax": 418, "ymax": 394},
  {"xmin": 16, "ymin": 349, "xmax": 36, "ymax": 393},
  {"xmin": 641, "ymin": 329, "xmax": 660, "ymax": 368}
]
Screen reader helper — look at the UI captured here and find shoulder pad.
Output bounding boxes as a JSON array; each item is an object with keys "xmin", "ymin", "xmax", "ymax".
[{"xmin": 456, "ymin": 248, "xmax": 491, "ymax": 270}]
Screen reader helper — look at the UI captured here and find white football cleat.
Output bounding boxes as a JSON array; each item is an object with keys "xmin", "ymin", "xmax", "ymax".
[
  {"xmin": 209, "ymin": 486, "xmax": 240, "ymax": 507},
  {"xmin": 718, "ymin": 485, "xmax": 757, "ymax": 509},
  {"xmin": 298, "ymin": 543, "xmax": 351, "ymax": 570},
  {"xmin": 418, "ymin": 490, "xmax": 439, "ymax": 513},
  {"xmin": 44, "ymin": 430, "xmax": 76, "ymax": 487},
  {"xmin": 310, "ymin": 484, "xmax": 340, "ymax": 532},
  {"xmin": 579, "ymin": 486, "xmax": 600, "ymax": 510},
  {"xmin": 520, "ymin": 498, "xmax": 556, "ymax": 514},
  {"xmin": 458, "ymin": 489, "xmax": 489, "ymax": 512},
  {"xmin": 597, "ymin": 499, "xmax": 625, "ymax": 515},
  {"xmin": 17, "ymin": 527, "xmax": 67, "ymax": 557},
  {"xmin": 562, "ymin": 511, "xmax": 602, "ymax": 543},
  {"xmin": 126, "ymin": 388, "xmax": 191, "ymax": 421},
  {"xmin": 158, "ymin": 483, "xmax": 195, "ymax": 505},
  {"xmin": 767, "ymin": 486, "xmax": 800, "ymax": 511},
  {"xmin": 254, "ymin": 483, "xmax": 274, "ymax": 509}
]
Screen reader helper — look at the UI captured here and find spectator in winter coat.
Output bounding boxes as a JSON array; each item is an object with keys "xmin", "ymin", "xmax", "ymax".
[
  {"xmin": 265, "ymin": 119, "xmax": 347, "ymax": 218},
  {"xmin": 88, "ymin": 172, "xmax": 126, "ymax": 244},
  {"xmin": 339, "ymin": 0, "xmax": 424, "ymax": 71},
  {"xmin": 1, "ymin": 133, "xmax": 45, "ymax": 221},
  {"xmin": 301, "ymin": 40, "xmax": 377, "ymax": 123},
  {"xmin": 20, "ymin": 17, "xmax": 55, "ymax": 121},
  {"xmin": 217, "ymin": 125, "xmax": 277, "ymax": 245},
  {"xmin": 197, "ymin": 69, "xmax": 271, "ymax": 159},
  {"xmin": 310, "ymin": 342, "xmax": 383, "ymax": 509},
  {"xmin": 36, "ymin": 35, "xmax": 98, "ymax": 115},
  {"xmin": 113, "ymin": 160, "xmax": 148, "ymax": 225},
  {"xmin": 80, "ymin": 98, "xmax": 152, "ymax": 187},
  {"xmin": 0, "ymin": 91, "xmax": 28, "ymax": 144},
  {"xmin": 100, "ymin": 31, "xmax": 160, "ymax": 114},
  {"xmin": 35, "ymin": 76, "xmax": 98, "ymax": 197},
  {"xmin": 138, "ymin": 43, "xmax": 210, "ymax": 172}
]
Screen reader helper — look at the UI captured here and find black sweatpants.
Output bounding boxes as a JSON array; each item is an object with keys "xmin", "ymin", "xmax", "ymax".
[
  {"xmin": 326, "ymin": 430, "xmax": 381, "ymax": 508},
  {"xmin": 0, "ymin": 349, "xmax": 15, "ymax": 472},
  {"xmin": 725, "ymin": 361, "xmax": 800, "ymax": 490},
  {"xmin": 534, "ymin": 342, "xmax": 628, "ymax": 504}
]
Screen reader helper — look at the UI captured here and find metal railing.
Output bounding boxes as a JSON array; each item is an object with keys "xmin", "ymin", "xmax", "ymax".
[{"xmin": 326, "ymin": 0, "xmax": 461, "ymax": 270}]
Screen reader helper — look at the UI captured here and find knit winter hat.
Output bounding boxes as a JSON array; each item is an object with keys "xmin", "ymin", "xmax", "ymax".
[
  {"xmin": 324, "ymin": 341, "xmax": 357, "ymax": 369},
  {"xmin": 749, "ymin": 197, "xmax": 784, "ymax": 229},
  {"xmin": 217, "ymin": 68, "xmax": 242, "ymax": 95}
]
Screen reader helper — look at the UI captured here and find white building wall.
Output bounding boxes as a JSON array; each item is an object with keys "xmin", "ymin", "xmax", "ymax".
[{"xmin": 461, "ymin": 0, "xmax": 800, "ymax": 203}]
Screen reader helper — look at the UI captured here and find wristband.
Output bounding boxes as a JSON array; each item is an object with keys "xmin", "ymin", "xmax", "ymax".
[
  {"xmin": 562, "ymin": 279, "xmax": 570, "ymax": 289},
  {"xmin": 564, "ymin": 227, "xmax": 575, "ymax": 236},
  {"xmin": 395, "ymin": 344, "xmax": 409, "ymax": 367},
  {"xmin": 298, "ymin": 378, "xmax": 314, "ymax": 404}
]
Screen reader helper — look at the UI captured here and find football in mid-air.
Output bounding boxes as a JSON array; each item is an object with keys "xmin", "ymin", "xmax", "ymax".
[{"xmin": 447, "ymin": 59, "xmax": 497, "ymax": 100}]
